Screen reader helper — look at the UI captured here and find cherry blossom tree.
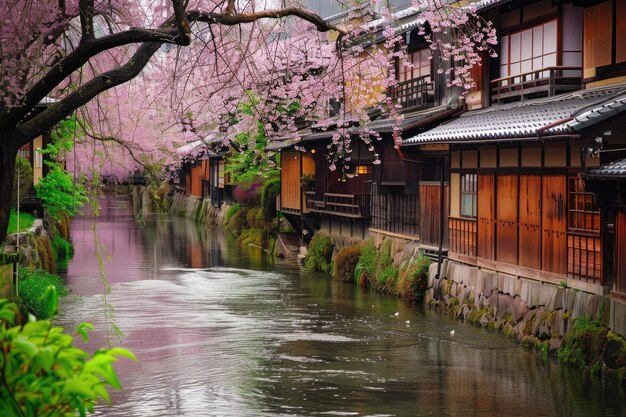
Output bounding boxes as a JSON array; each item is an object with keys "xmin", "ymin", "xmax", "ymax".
[{"xmin": 0, "ymin": 0, "xmax": 497, "ymax": 244}]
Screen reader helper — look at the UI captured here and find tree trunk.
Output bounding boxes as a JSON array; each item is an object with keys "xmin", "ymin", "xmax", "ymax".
[{"xmin": 0, "ymin": 133, "xmax": 18, "ymax": 245}]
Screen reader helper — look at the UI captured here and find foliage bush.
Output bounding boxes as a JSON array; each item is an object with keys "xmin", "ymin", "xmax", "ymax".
[
  {"xmin": 354, "ymin": 239, "xmax": 377, "ymax": 286},
  {"xmin": 7, "ymin": 209, "xmax": 35, "ymax": 234},
  {"xmin": 0, "ymin": 297, "xmax": 135, "ymax": 416},
  {"xmin": 377, "ymin": 265, "xmax": 399, "ymax": 291},
  {"xmin": 332, "ymin": 244, "xmax": 361, "ymax": 282},
  {"xmin": 12, "ymin": 156, "xmax": 33, "ymax": 206},
  {"xmin": 17, "ymin": 267, "xmax": 66, "ymax": 320},
  {"xmin": 260, "ymin": 178, "xmax": 280, "ymax": 219},
  {"xmin": 558, "ymin": 315, "xmax": 608, "ymax": 372},
  {"xmin": 232, "ymin": 181, "xmax": 262, "ymax": 206},
  {"xmin": 396, "ymin": 257, "xmax": 431, "ymax": 302},
  {"xmin": 225, "ymin": 207, "xmax": 249, "ymax": 235},
  {"xmin": 51, "ymin": 234, "xmax": 74, "ymax": 270},
  {"xmin": 36, "ymin": 165, "xmax": 88, "ymax": 220},
  {"xmin": 225, "ymin": 203, "xmax": 241, "ymax": 222},
  {"xmin": 305, "ymin": 232, "xmax": 334, "ymax": 273}
]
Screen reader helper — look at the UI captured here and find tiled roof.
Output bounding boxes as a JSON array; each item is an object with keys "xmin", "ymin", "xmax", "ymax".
[
  {"xmin": 297, "ymin": 104, "xmax": 456, "ymax": 143},
  {"xmin": 586, "ymin": 158, "xmax": 626, "ymax": 179},
  {"xmin": 404, "ymin": 85, "xmax": 626, "ymax": 144}
]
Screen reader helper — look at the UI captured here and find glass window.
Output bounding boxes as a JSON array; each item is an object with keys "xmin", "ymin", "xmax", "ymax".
[
  {"xmin": 460, "ymin": 174, "xmax": 477, "ymax": 218},
  {"xmin": 568, "ymin": 177, "xmax": 600, "ymax": 232},
  {"xmin": 500, "ymin": 19, "xmax": 559, "ymax": 78}
]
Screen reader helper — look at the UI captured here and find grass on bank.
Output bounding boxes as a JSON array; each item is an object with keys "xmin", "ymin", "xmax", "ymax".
[
  {"xmin": 17, "ymin": 267, "xmax": 66, "ymax": 320},
  {"xmin": 7, "ymin": 209, "xmax": 36, "ymax": 234}
]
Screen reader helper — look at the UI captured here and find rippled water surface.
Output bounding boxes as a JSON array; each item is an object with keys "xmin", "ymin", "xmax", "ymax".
[{"xmin": 58, "ymin": 195, "xmax": 626, "ymax": 417}]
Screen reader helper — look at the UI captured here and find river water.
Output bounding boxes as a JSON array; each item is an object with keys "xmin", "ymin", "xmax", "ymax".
[{"xmin": 57, "ymin": 194, "xmax": 625, "ymax": 417}]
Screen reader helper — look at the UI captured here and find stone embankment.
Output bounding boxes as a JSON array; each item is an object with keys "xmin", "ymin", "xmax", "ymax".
[{"xmin": 132, "ymin": 185, "xmax": 229, "ymax": 225}]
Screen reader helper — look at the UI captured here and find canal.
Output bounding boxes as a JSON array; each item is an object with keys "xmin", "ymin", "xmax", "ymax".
[{"xmin": 58, "ymin": 195, "xmax": 625, "ymax": 416}]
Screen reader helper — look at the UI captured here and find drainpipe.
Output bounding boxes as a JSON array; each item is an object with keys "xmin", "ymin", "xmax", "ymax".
[{"xmin": 396, "ymin": 146, "xmax": 446, "ymax": 280}]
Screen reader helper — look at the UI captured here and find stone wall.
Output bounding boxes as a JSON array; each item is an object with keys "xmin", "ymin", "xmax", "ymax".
[
  {"xmin": 3, "ymin": 219, "xmax": 57, "ymax": 273},
  {"xmin": 424, "ymin": 259, "xmax": 625, "ymax": 346},
  {"xmin": 133, "ymin": 185, "xmax": 229, "ymax": 226}
]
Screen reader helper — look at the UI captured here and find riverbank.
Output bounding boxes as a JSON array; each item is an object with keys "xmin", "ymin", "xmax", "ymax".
[{"xmin": 305, "ymin": 229, "xmax": 626, "ymax": 386}]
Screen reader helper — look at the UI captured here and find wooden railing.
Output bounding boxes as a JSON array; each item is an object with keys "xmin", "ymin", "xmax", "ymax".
[
  {"xmin": 370, "ymin": 182, "xmax": 419, "ymax": 236},
  {"xmin": 388, "ymin": 75, "xmax": 434, "ymax": 111},
  {"xmin": 448, "ymin": 217, "xmax": 477, "ymax": 257},
  {"xmin": 567, "ymin": 232, "xmax": 602, "ymax": 284},
  {"xmin": 304, "ymin": 191, "xmax": 371, "ymax": 218},
  {"xmin": 491, "ymin": 66, "xmax": 582, "ymax": 104}
]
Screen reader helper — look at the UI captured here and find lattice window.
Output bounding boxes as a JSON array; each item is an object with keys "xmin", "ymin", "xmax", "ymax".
[
  {"xmin": 461, "ymin": 173, "xmax": 477, "ymax": 218},
  {"xmin": 398, "ymin": 49, "xmax": 431, "ymax": 83},
  {"xmin": 568, "ymin": 177, "xmax": 600, "ymax": 232}
]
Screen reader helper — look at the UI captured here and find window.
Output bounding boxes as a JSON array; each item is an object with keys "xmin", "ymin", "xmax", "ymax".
[
  {"xmin": 499, "ymin": 20, "xmax": 558, "ymax": 79},
  {"xmin": 355, "ymin": 165, "xmax": 369, "ymax": 175},
  {"xmin": 461, "ymin": 174, "xmax": 477, "ymax": 218},
  {"xmin": 398, "ymin": 49, "xmax": 431, "ymax": 83},
  {"xmin": 568, "ymin": 177, "xmax": 600, "ymax": 232}
]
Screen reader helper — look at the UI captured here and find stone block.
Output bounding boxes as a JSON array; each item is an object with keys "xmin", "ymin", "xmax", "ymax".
[
  {"xmin": 480, "ymin": 270, "xmax": 496, "ymax": 295},
  {"xmin": 449, "ymin": 263, "xmax": 466, "ymax": 285},
  {"xmin": 428, "ymin": 263, "xmax": 438, "ymax": 288},
  {"xmin": 539, "ymin": 285, "xmax": 557, "ymax": 310},
  {"xmin": 499, "ymin": 273, "xmax": 516, "ymax": 296},
  {"xmin": 586, "ymin": 295, "xmax": 609, "ymax": 323},
  {"xmin": 531, "ymin": 306, "xmax": 546, "ymax": 336},
  {"xmin": 571, "ymin": 292, "xmax": 588, "ymax": 320},
  {"xmin": 514, "ymin": 279, "xmax": 522, "ymax": 298},
  {"xmin": 513, "ymin": 296, "xmax": 529, "ymax": 322},
  {"xmin": 553, "ymin": 287, "xmax": 565, "ymax": 310},
  {"xmin": 565, "ymin": 289, "xmax": 576, "ymax": 313},
  {"xmin": 609, "ymin": 300, "xmax": 626, "ymax": 339},
  {"xmin": 496, "ymin": 294, "xmax": 515, "ymax": 320},
  {"xmin": 520, "ymin": 280, "xmax": 541, "ymax": 308},
  {"xmin": 450, "ymin": 282, "xmax": 457, "ymax": 298}
]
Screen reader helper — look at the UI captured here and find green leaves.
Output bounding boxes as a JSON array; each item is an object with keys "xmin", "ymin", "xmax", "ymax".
[{"xmin": 0, "ymin": 298, "xmax": 135, "ymax": 416}]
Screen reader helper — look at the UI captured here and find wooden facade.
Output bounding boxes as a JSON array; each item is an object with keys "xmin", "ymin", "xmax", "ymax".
[{"xmin": 280, "ymin": 150, "xmax": 315, "ymax": 213}]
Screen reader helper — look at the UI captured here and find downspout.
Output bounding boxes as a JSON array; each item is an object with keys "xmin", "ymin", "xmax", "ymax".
[{"xmin": 396, "ymin": 146, "xmax": 446, "ymax": 280}]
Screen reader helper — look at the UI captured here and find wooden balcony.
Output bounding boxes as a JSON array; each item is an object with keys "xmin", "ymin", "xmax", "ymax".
[
  {"xmin": 388, "ymin": 75, "xmax": 434, "ymax": 112},
  {"xmin": 304, "ymin": 191, "xmax": 371, "ymax": 218},
  {"xmin": 491, "ymin": 66, "xmax": 582, "ymax": 104},
  {"xmin": 448, "ymin": 217, "xmax": 477, "ymax": 258}
]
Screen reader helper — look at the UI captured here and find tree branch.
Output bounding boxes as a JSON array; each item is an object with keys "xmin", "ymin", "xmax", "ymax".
[
  {"xmin": 79, "ymin": 0, "xmax": 95, "ymax": 43},
  {"xmin": 17, "ymin": 41, "xmax": 163, "ymax": 145}
]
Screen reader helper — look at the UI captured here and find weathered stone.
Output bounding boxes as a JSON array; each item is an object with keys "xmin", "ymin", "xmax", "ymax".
[
  {"xmin": 514, "ymin": 279, "xmax": 522, "ymax": 298},
  {"xmin": 554, "ymin": 310, "xmax": 568, "ymax": 337},
  {"xmin": 586, "ymin": 295, "xmax": 609, "ymax": 323},
  {"xmin": 481, "ymin": 270, "xmax": 496, "ymax": 294},
  {"xmin": 548, "ymin": 338, "xmax": 562, "ymax": 354},
  {"xmin": 531, "ymin": 306, "xmax": 546, "ymax": 336},
  {"xmin": 565, "ymin": 289, "xmax": 576, "ymax": 313},
  {"xmin": 571, "ymin": 292, "xmax": 588, "ymax": 320},
  {"xmin": 539, "ymin": 285, "xmax": 557, "ymax": 310},
  {"xmin": 424, "ymin": 288, "xmax": 434, "ymax": 305},
  {"xmin": 450, "ymin": 282, "xmax": 457, "ymax": 298},
  {"xmin": 428, "ymin": 263, "xmax": 438, "ymax": 288},
  {"xmin": 553, "ymin": 287, "xmax": 565, "ymax": 310},
  {"xmin": 538, "ymin": 324, "xmax": 551, "ymax": 340},
  {"xmin": 478, "ymin": 294, "xmax": 487, "ymax": 309},
  {"xmin": 520, "ymin": 280, "xmax": 541, "ymax": 308},
  {"xmin": 486, "ymin": 293, "xmax": 498, "ymax": 309},
  {"xmin": 609, "ymin": 299, "xmax": 626, "ymax": 338},
  {"xmin": 496, "ymin": 294, "xmax": 515, "ymax": 320},
  {"xmin": 500, "ymin": 273, "xmax": 516, "ymax": 296},
  {"xmin": 458, "ymin": 287, "xmax": 467, "ymax": 303},
  {"xmin": 513, "ymin": 296, "xmax": 530, "ymax": 322}
]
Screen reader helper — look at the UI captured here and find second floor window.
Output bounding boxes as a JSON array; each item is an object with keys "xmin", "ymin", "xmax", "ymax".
[
  {"xmin": 461, "ymin": 173, "xmax": 477, "ymax": 218},
  {"xmin": 398, "ymin": 49, "xmax": 431, "ymax": 83},
  {"xmin": 500, "ymin": 19, "xmax": 558, "ymax": 79}
]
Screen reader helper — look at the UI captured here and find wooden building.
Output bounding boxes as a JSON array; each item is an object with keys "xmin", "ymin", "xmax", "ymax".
[
  {"xmin": 174, "ymin": 138, "xmax": 228, "ymax": 207},
  {"xmin": 402, "ymin": 0, "xmax": 626, "ymax": 293}
]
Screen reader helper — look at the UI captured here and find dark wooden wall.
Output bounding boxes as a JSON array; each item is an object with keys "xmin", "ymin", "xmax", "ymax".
[
  {"xmin": 614, "ymin": 211, "xmax": 626, "ymax": 299},
  {"xmin": 419, "ymin": 182, "xmax": 449, "ymax": 248}
]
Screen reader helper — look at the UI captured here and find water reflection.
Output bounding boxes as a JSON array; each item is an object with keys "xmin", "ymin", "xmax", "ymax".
[{"xmin": 57, "ymin": 194, "xmax": 625, "ymax": 417}]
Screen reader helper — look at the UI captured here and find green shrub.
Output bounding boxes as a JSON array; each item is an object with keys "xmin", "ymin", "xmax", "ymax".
[
  {"xmin": 304, "ymin": 231, "xmax": 334, "ymax": 273},
  {"xmin": 7, "ymin": 209, "xmax": 36, "ymax": 234},
  {"xmin": 332, "ymin": 244, "xmax": 361, "ymax": 282},
  {"xmin": 260, "ymin": 178, "xmax": 280, "ymax": 219},
  {"xmin": 225, "ymin": 203, "xmax": 241, "ymax": 222},
  {"xmin": 51, "ymin": 234, "xmax": 74, "ymax": 270},
  {"xmin": 377, "ymin": 265, "xmax": 399, "ymax": 291},
  {"xmin": 225, "ymin": 207, "xmax": 249, "ymax": 235},
  {"xmin": 354, "ymin": 239, "xmax": 377, "ymax": 286},
  {"xmin": 396, "ymin": 257, "xmax": 431, "ymax": 301},
  {"xmin": 558, "ymin": 315, "xmax": 610, "ymax": 374},
  {"xmin": 0, "ymin": 296, "xmax": 136, "ymax": 416},
  {"xmin": 35, "ymin": 166, "xmax": 88, "ymax": 220},
  {"xmin": 17, "ymin": 267, "xmax": 66, "ymax": 320}
]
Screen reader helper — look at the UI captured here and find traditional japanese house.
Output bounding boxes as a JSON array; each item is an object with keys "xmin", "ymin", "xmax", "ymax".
[
  {"xmin": 402, "ymin": 0, "xmax": 626, "ymax": 295},
  {"xmin": 174, "ymin": 137, "xmax": 228, "ymax": 207},
  {"xmin": 276, "ymin": 5, "xmax": 462, "ymax": 243}
]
